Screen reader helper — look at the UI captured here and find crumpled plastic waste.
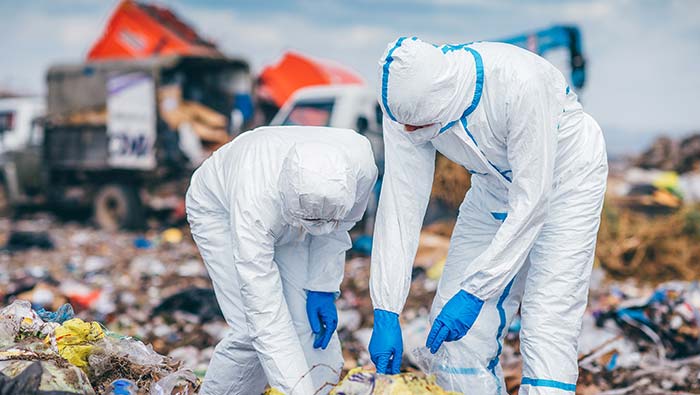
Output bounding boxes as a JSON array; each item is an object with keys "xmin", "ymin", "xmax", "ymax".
[
  {"xmin": 595, "ymin": 281, "xmax": 700, "ymax": 359},
  {"xmin": 0, "ymin": 359, "xmax": 95, "ymax": 395},
  {"xmin": 98, "ymin": 334, "xmax": 164, "ymax": 367},
  {"xmin": 150, "ymin": 368, "xmax": 198, "ymax": 395},
  {"xmin": 46, "ymin": 318, "xmax": 105, "ymax": 370},
  {"xmin": 1, "ymin": 300, "xmax": 44, "ymax": 334},
  {"xmin": 87, "ymin": 334, "xmax": 166, "ymax": 380},
  {"xmin": 0, "ymin": 300, "xmax": 58, "ymax": 347},
  {"xmin": 330, "ymin": 367, "xmax": 460, "ymax": 395},
  {"xmin": 35, "ymin": 303, "xmax": 75, "ymax": 324}
]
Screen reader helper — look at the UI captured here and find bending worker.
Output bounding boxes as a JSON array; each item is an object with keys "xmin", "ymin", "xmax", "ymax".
[
  {"xmin": 368, "ymin": 37, "xmax": 608, "ymax": 394},
  {"xmin": 187, "ymin": 126, "xmax": 377, "ymax": 395}
]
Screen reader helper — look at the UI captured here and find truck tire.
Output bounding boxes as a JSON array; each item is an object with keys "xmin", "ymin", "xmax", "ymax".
[{"xmin": 94, "ymin": 184, "xmax": 144, "ymax": 230}]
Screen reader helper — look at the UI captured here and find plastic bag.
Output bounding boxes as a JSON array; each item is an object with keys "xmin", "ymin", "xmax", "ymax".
[
  {"xmin": 412, "ymin": 346, "xmax": 498, "ymax": 394},
  {"xmin": 330, "ymin": 367, "xmax": 459, "ymax": 395},
  {"xmin": 150, "ymin": 369, "xmax": 198, "ymax": 395},
  {"xmin": 0, "ymin": 300, "xmax": 43, "ymax": 334},
  {"xmin": 98, "ymin": 335, "xmax": 165, "ymax": 367},
  {"xmin": 0, "ymin": 299, "xmax": 57, "ymax": 344},
  {"xmin": 47, "ymin": 318, "xmax": 105, "ymax": 370}
]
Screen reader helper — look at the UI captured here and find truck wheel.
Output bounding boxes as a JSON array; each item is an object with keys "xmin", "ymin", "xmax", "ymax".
[{"xmin": 94, "ymin": 184, "xmax": 144, "ymax": 230}]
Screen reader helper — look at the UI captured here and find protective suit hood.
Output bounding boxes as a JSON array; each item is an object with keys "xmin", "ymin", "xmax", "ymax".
[
  {"xmin": 279, "ymin": 142, "xmax": 357, "ymax": 232},
  {"xmin": 378, "ymin": 37, "xmax": 477, "ymax": 129}
]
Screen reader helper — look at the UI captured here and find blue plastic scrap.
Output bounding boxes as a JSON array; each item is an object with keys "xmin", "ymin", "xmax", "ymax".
[{"xmin": 35, "ymin": 303, "xmax": 75, "ymax": 324}]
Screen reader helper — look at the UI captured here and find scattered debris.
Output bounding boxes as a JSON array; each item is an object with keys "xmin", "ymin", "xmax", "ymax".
[
  {"xmin": 2, "ymin": 210, "xmax": 700, "ymax": 394},
  {"xmin": 0, "ymin": 359, "xmax": 95, "ymax": 395},
  {"xmin": 2, "ymin": 231, "xmax": 54, "ymax": 252},
  {"xmin": 0, "ymin": 297, "xmax": 200, "ymax": 394},
  {"xmin": 153, "ymin": 288, "xmax": 223, "ymax": 323},
  {"xmin": 635, "ymin": 133, "xmax": 700, "ymax": 174}
]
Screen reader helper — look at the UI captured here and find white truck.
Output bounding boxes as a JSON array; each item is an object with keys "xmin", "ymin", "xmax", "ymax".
[
  {"xmin": 0, "ymin": 97, "xmax": 45, "ymax": 214},
  {"xmin": 270, "ymin": 84, "xmax": 384, "ymax": 172}
]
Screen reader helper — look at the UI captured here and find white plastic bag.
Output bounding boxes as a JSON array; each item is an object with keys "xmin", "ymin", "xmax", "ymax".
[
  {"xmin": 412, "ymin": 346, "xmax": 497, "ymax": 394},
  {"xmin": 150, "ymin": 369, "xmax": 198, "ymax": 395}
]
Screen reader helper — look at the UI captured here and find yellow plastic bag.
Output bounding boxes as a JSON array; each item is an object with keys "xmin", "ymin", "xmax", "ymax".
[
  {"xmin": 426, "ymin": 258, "xmax": 446, "ymax": 280},
  {"xmin": 161, "ymin": 228, "xmax": 184, "ymax": 244},
  {"xmin": 46, "ymin": 318, "xmax": 104, "ymax": 370},
  {"xmin": 331, "ymin": 367, "xmax": 460, "ymax": 395}
]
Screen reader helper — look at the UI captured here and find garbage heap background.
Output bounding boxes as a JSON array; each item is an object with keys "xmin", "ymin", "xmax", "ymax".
[{"xmin": 4, "ymin": 137, "xmax": 700, "ymax": 395}]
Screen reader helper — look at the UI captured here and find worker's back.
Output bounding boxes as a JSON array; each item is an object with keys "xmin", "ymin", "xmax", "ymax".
[{"xmin": 193, "ymin": 126, "xmax": 376, "ymax": 239}]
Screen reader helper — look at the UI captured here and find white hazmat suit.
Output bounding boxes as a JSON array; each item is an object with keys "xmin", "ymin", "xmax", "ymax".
[
  {"xmin": 187, "ymin": 126, "xmax": 377, "ymax": 395},
  {"xmin": 370, "ymin": 38, "xmax": 608, "ymax": 394}
]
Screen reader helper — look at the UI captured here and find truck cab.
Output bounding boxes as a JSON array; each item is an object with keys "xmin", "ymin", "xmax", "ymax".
[{"xmin": 269, "ymin": 85, "xmax": 384, "ymax": 173}]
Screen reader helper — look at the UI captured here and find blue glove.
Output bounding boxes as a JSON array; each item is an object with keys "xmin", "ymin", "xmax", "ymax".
[
  {"xmin": 369, "ymin": 309, "xmax": 403, "ymax": 374},
  {"xmin": 306, "ymin": 291, "xmax": 338, "ymax": 349},
  {"xmin": 426, "ymin": 290, "xmax": 484, "ymax": 354}
]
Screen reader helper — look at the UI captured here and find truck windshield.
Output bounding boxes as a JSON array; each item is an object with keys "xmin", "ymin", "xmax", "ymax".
[{"xmin": 282, "ymin": 99, "xmax": 334, "ymax": 127}]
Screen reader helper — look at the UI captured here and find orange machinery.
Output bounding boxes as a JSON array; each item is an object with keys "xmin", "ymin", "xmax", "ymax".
[
  {"xmin": 87, "ymin": 0, "xmax": 221, "ymax": 60},
  {"xmin": 258, "ymin": 51, "xmax": 364, "ymax": 108}
]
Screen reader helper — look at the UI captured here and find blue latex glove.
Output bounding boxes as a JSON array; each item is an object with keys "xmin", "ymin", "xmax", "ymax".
[
  {"xmin": 306, "ymin": 291, "xmax": 338, "ymax": 349},
  {"xmin": 426, "ymin": 290, "xmax": 484, "ymax": 354},
  {"xmin": 369, "ymin": 309, "xmax": 403, "ymax": 374}
]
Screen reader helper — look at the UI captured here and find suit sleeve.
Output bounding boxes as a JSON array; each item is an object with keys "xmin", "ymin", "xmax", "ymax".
[{"xmin": 370, "ymin": 117, "xmax": 436, "ymax": 313}]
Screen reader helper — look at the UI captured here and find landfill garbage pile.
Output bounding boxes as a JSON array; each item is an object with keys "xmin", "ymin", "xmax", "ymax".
[
  {"xmin": 0, "ymin": 215, "xmax": 228, "ymax": 382},
  {"xmin": 431, "ymin": 154, "xmax": 471, "ymax": 210},
  {"xmin": 0, "ymin": 299, "xmax": 199, "ymax": 394},
  {"xmin": 635, "ymin": 133, "xmax": 700, "ymax": 174},
  {"xmin": 596, "ymin": 205, "xmax": 700, "ymax": 283},
  {"xmin": 611, "ymin": 134, "xmax": 700, "ymax": 210},
  {"xmin": 572, "ymin": 281, "xmax": 700, "ymax": 394},
  {"xmin": 3, "ymin": 211, "xmax": 700, "ymax": 394},
  {"xmin": 593, "ymin": 282, "xmax": 700, "ymax": 359}
]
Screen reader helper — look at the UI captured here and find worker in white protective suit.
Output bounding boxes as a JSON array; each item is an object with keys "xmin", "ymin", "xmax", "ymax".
[
  {"xmin": 368, "ymin": 37, "xmax": 608, "ymax": 395},
  {"xmin": 186, "ymin": 126, "xmax": 378, "ymax": 395}
]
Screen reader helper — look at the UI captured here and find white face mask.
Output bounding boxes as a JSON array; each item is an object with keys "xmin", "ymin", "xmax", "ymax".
[
  {"xmin": 404, "ymin": 123, "xmax": 442, "ymax": 145},
  {"xmin": 298, "ymin": 219, "xmax": 340, "ymax": 236}
]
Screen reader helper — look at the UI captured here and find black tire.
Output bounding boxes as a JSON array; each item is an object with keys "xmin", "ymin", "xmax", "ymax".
[{"xmin": 93, "ymin": 184, "xmax": 144, "ymax": 230}]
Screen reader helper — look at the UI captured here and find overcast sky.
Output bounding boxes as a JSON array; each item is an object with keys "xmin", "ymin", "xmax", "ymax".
[{"xmin": 1, "ymin": 0, "xmax": 698, "ymax": 154}]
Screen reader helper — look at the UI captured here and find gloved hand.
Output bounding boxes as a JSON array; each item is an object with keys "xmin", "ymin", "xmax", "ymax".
[
  {"xmin": 426, "ymin": 290, "xmax": 484, "ymax": 354},
  {"xmin": 306, "ymin": 291, "xmax": 338, "ymax": 349},
  {"xmin": 369, "ymin": 309, "xmax": 403, "ymax": 374}
]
